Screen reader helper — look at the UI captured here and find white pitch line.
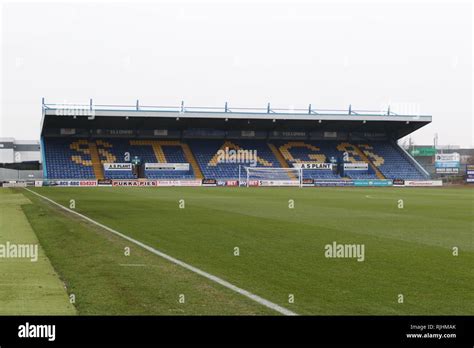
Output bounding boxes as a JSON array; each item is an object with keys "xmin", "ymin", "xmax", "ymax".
[{"xmin": 24, "ymin": 188, "xmax": 297, "ymax": 316}]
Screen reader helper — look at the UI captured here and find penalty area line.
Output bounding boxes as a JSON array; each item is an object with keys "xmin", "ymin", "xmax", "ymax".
[{"xmin": 24, "ymin": 188, "xmax": 297, "ymax": 316}]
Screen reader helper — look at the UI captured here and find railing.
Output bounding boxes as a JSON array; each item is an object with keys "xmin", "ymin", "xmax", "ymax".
[{"xmin": 42, "ymin": 98, "xmax": 406, "ymax": 117}]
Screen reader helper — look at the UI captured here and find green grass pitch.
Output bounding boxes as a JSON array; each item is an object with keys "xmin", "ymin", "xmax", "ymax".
[
  {"xmin": 0, "ymin": 190, "xmax": 75, "ymax": 314},
  {"xmin": 13, "ymin": 186, "xmax": 474, "ymax": 315}
]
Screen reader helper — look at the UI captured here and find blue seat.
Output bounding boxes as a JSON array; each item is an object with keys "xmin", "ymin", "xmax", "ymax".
[{"xmin": 43, "ymin": 138, "xmax": 428, "ymax": 181}]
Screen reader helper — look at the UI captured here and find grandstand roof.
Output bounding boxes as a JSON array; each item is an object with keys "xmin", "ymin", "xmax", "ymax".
[{"xmin": 41, "ymin": 100, "xmax": 432, "ymax": 139}]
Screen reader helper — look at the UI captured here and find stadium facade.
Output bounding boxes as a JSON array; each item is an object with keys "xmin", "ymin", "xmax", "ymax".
[{"xmin": 37, "ymin": 99, "xmax": 438, "ymax": 187}]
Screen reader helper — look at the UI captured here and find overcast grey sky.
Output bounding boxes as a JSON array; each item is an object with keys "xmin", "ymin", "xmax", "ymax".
[{"xmin": 1, "ymin": 0, "xmax": 472, "ymax": 147}]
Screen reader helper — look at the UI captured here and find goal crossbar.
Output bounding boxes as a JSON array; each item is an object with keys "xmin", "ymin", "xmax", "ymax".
[{"xmin": 242, "ymin": 166, "xmax": 303, "ymax": 187}]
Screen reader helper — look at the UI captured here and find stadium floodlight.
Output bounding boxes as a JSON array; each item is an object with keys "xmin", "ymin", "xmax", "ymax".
[{"xmin": 243, "ymin": 166, "xmax": 303, "ymax": 188}]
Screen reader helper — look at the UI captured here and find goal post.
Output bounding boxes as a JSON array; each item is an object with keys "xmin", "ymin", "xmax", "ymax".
[{"xmin": 243, "ymin": 167, "xmax": 303, "ymax": 187}]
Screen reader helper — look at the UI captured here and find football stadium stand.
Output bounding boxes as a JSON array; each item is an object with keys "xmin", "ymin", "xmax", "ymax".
[
  {"xmin": 39, "ymin": 101, "xmax": 431, "ymax": 183},
  {"xmin": 42, "ymin": 138, "xmax": 427, "ymax": 180}
]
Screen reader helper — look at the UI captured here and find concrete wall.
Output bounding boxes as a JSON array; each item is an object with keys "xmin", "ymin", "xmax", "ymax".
[{"xmin": 0, "ymin": 168, "xmax": 43, "ymax": 181}]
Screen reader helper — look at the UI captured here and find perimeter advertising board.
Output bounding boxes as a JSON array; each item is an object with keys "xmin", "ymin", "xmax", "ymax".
[
  {"xmin": 112, "ymin": 180, "xmax": 157, "ymax": 187},
  {"xmin": 258, "ymin": 180, "xmax": 300, "ymax": 187},
  {"xmin": 103, "ymin": 163, "xmax": 132, "ymax": 171},
  {"xmin": 43, "ymin": 180, "xmax": 98, "ymax": 187},
  {"xmin": 293, "ymin": 163, "xmax": 333, "ymax": 170},
  {"xmin": 404, "ymin": 180, "xmax": 443, "ymax": 187},
  {"xmin": 145, "ymin": 163, "xmax": 190, "ymax": 171},
  {"xmin": 313, "ymin": 180, "xmax": 354, "ymax": 187},
  {"xmin": 343, "ymin": 163, "xmax": 369, "ymax": 171},
  {"xmin": 466, "ymin": 165, "xmax": 474, "ymax": 184},
  {"xmin": 155, "ymin": 180, "xmax": 202, "ymax": 187},
  {"xmin": 435, "ymin": 153, "xmax": 460, "ymax": 174},
  {"xmin": 353, "ymin": 179, "xmax": 392, "ymax": 187}
]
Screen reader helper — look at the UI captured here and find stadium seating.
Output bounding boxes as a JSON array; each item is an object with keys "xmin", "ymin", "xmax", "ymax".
[
  {"xmin": 44, "ymin": 138, "xmax": 96, "ymax": 179},
  {"xmin": 99, "ymin": 139, "xmax": 197, "ymax": 179},
  {"xmin": 274, "ymin": 140, "xmax": 425, "ymax": 180},
  {"xmin": 275, "ymin": 141, "xmax": 341, "ymax": 179},
  {"xmin": 43, "ymin": 137, "xmax": 427, "ymax": 180},
  {"xmin": 361, "ymin": 142, "xmax": 426, "ymax": 179},
  {"xmin": 188, "ymin": 139, "xmax": 278, "ymax": 180},
  {"xmin": 104, "ymin": 170, "xmax": 136, "ymax": 179},
  {"xmin": 146, "ymin": 144, "xmax": 195, "ymax": 179},
  {"xmin": 44, "ymin": 138, "xmax": 196, "ymax": 180}
]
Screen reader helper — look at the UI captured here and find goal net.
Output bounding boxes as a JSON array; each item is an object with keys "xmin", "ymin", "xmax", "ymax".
[{"xmin": 242, "ymin": 167, "xmax": 303, "ymax": 187}]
